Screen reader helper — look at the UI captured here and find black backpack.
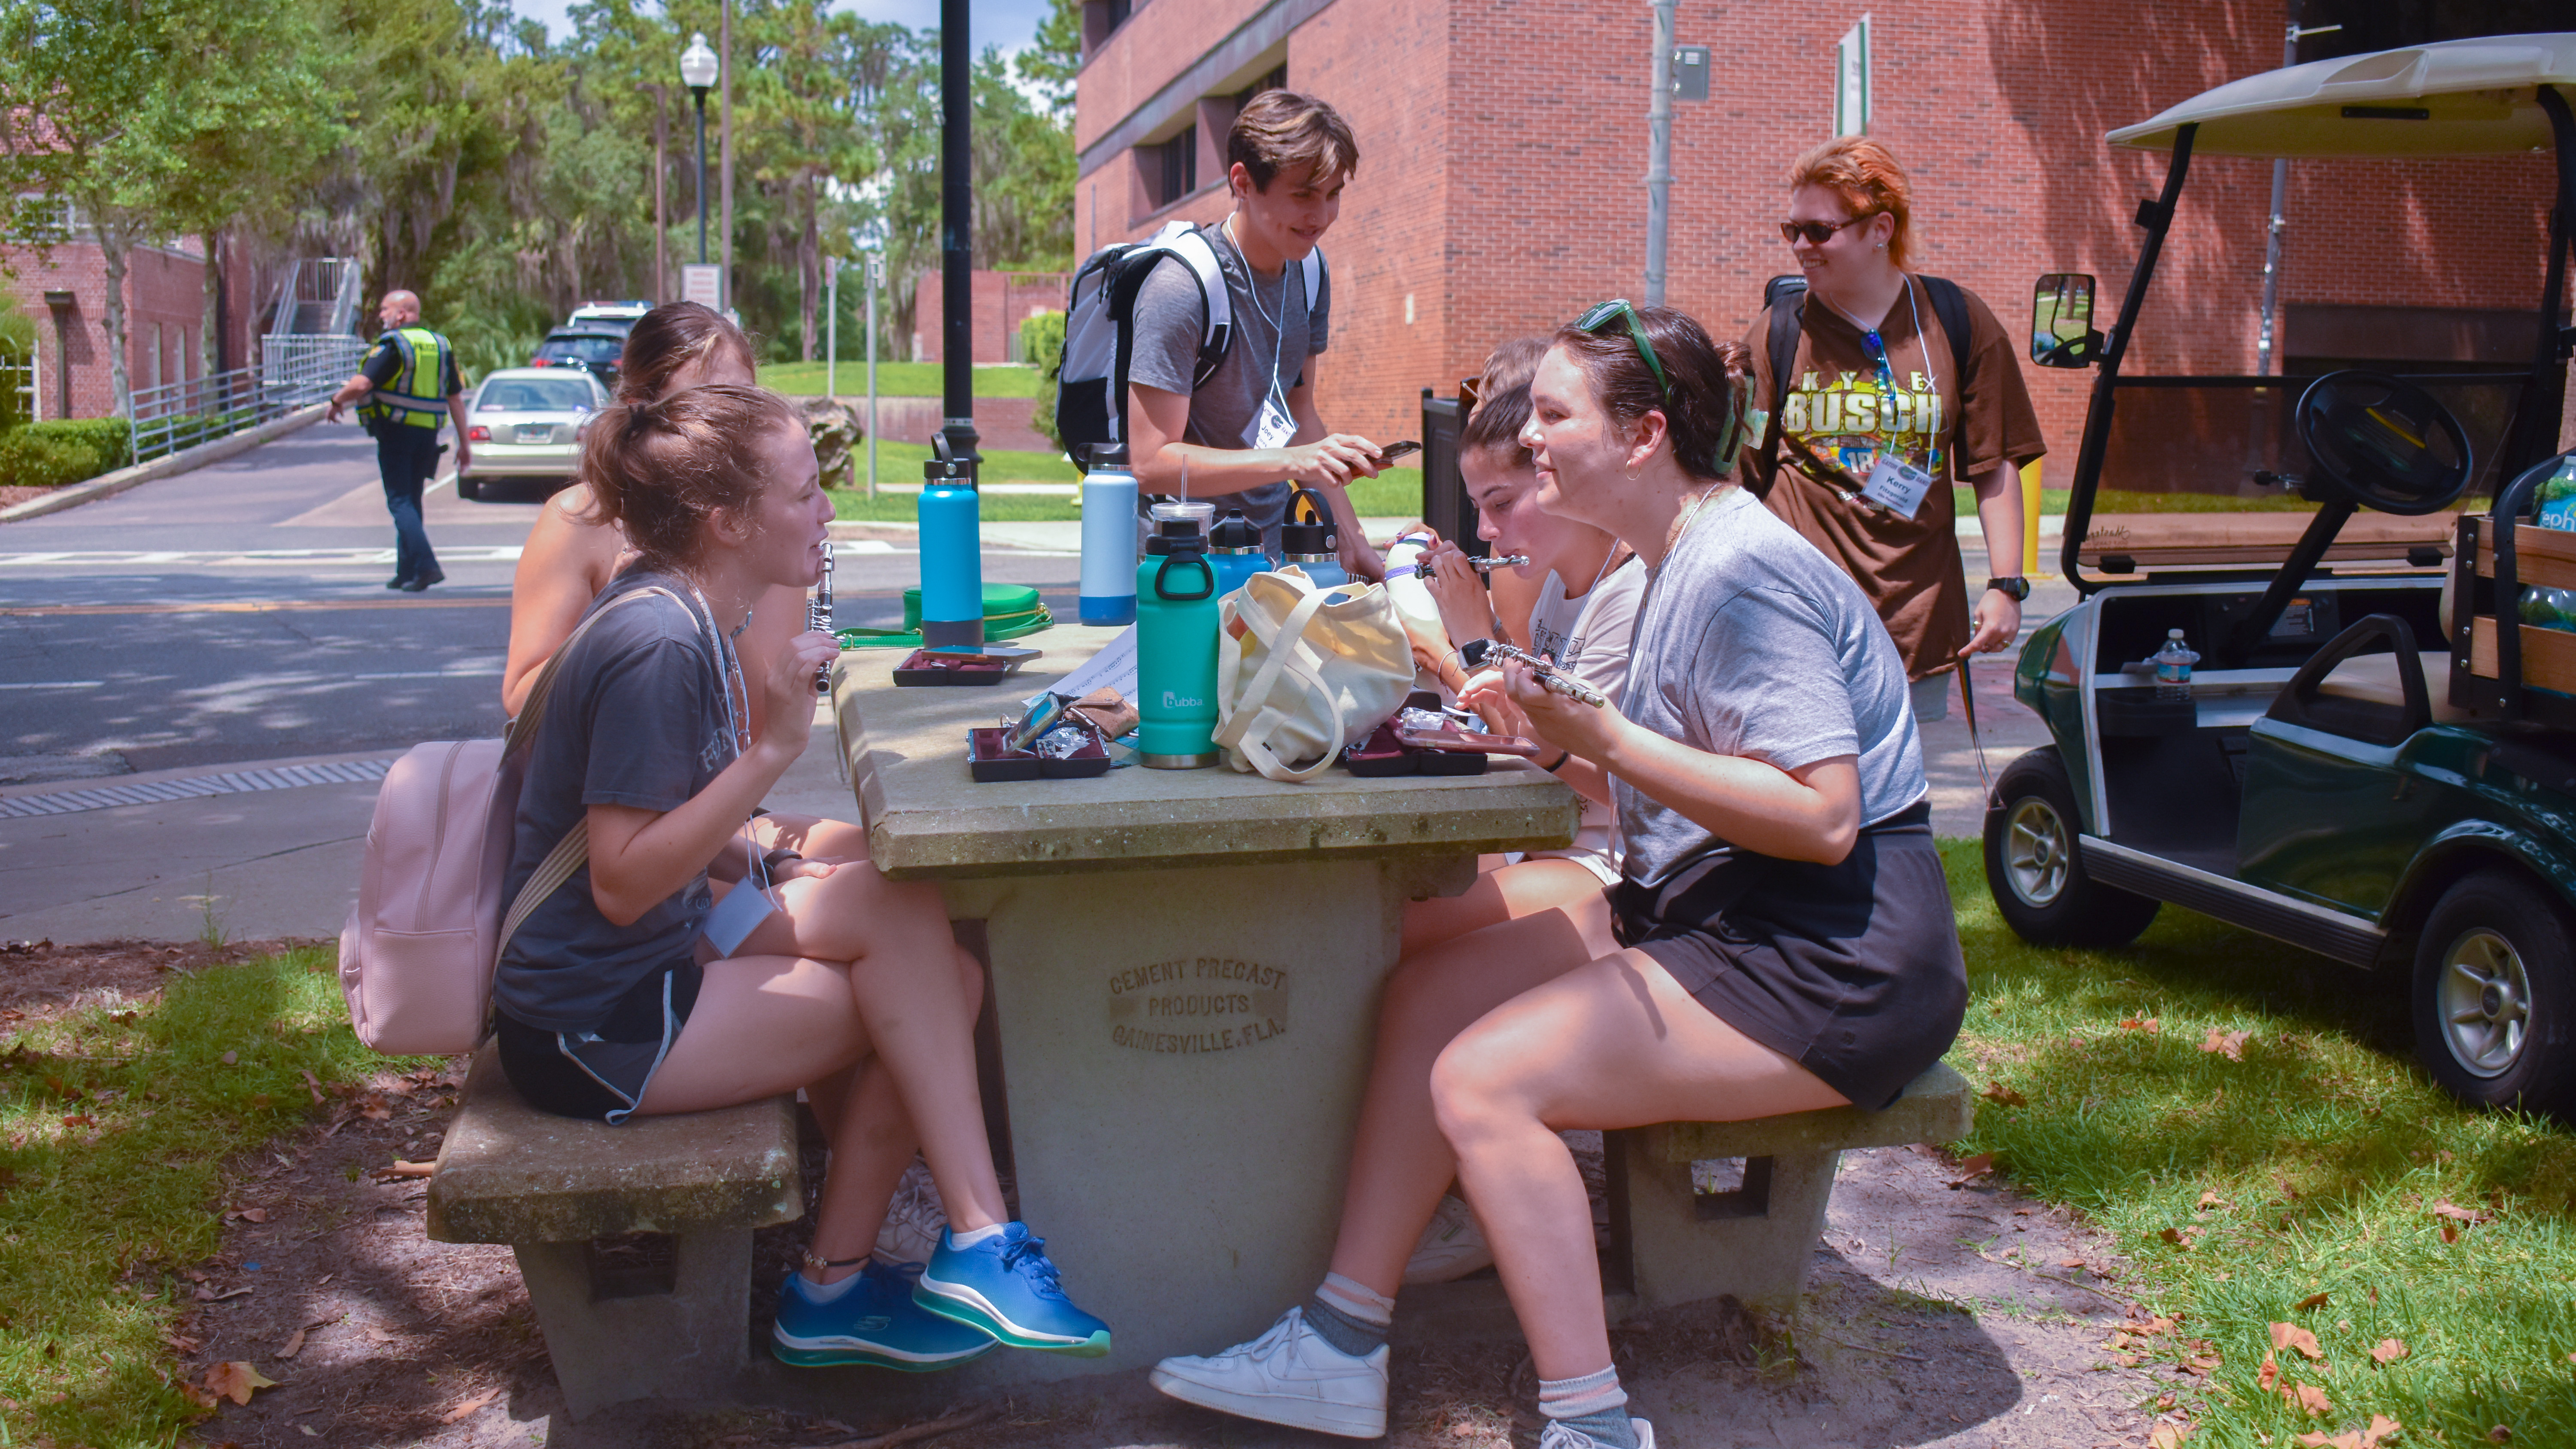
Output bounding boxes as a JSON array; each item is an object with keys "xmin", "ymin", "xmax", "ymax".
[{"xmin": 1750, "ymin": 273, "xmax": 1976, "ymax": 496}]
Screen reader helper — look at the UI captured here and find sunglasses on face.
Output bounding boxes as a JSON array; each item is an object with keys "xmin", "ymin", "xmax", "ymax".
[
  {"xmin": 1779, "ymin": 216, "xmax": 1872, "ymax": 246},
  {"xmin": 1572, "ymin": 299, "xmax": 1671, "ymax": 402}
]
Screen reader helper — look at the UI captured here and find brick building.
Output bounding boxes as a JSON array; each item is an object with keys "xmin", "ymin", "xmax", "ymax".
[
  {"xmin": 1074, "ymin": 0, "xmax": 2569, "ymax": 485},
  {"xmin": 913, "ymin": 269, "xmax": 1075, "ymax": 364},
  {"xmin": 2, "ymin": 228, "xmax": 235, "ymax": 422}
]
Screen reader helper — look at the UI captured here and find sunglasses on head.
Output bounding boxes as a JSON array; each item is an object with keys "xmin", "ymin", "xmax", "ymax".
[
  {"xmin": 1457, "ymin": 375, "xmax": 1481, "ymax": 412},
  {"xmin": 1779, "ymin": 216, "xmax": 1873, "ymax": 246},
  {"xmin": 1572, "ymin": 299, "xmax": 1670, "ymax": 402}
]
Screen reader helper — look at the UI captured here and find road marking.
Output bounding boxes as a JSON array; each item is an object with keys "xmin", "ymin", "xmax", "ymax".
[
  {"xmin": 0, "ymin": 757, "xmax": 395, "ymax": 819},
  {"xmin": 352, "ymin": 660, "xmax": 506, "ymax": 680},
  {"xmin": 0, "ymin": 547, "xmax": 528, "ymax": 567},
  {"xmin": 0, "ymin": 680, "xmax": 103, "ymax": 690},
  {"xmin": 0, "ymin": 598, "xmax": 513, "ymax": 617}
]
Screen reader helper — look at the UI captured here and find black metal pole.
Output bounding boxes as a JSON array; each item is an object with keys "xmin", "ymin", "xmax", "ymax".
[
  {"xmin": 938, "ymin": 0, "xmax": 978, "ymax": 462},
  {"xmin": 693, "ymin": 90, "xmax": 710, "ymax": 267}
]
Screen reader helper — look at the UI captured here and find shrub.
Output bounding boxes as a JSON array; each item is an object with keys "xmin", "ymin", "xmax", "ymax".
[
  {"xmin": 0, "ymin": 419, "xmax": 132, "ymax": 490},
  {"xmin": 1022, "ymin": 307, "xmax": 1066, "ymax": 459}
]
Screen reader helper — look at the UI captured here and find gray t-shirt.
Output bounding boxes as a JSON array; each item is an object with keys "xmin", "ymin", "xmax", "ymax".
[
  {"xmin": 1616, "ymin": 488, "xmax": 1925, "ymax": 890},
  {"xmin": 1527, "ymin": 556, "xmax": 1647, "ymax": 862},
  {"xmin": 493, "ymin": 572, "xmax": 738, "ymax": 1033},
  {"xmin": 1127, "ymin": 224, "xmax": 1331, "ymax": 548}
]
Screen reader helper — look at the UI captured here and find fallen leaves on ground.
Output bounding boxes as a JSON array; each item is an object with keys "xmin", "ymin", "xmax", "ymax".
[
  {"xmin": 2199, "ymin": 1027, "xmax": 2252, "ymax": 1060},
  {"xmin": 367, "ymin": 1160, "xmax": 434, "ymax": 1181},
  {"xmin": 2197, "ymin": 1190, "xmax": 2230, "ymax": 1210},
  {"xmin": 437, "ymin": 1386, "xmax": 501, "ymax": 1424},
  {"xmin": 2292, "ymin": 1382, "xmax": 2333, "ymax": 1416},
  {"xmin": 2488, "ymin": 1428, "xmax": 2513, "ymax": 1443},
  {"xmin": 2295, "ymin": 1291, "xmax": 2330, "ymax": 1312},
  {"xmin": 199, "ymin": 1361, "xmax": 278, "ymax": 1406},
  {"xmin": 2149, "ymin": 1425, "xmax": 2193, "ymax": 1449},
  {"xmin": 2372, "ymin": 1338, "xmax": 2409, "ymax": 1364},
  {"xmin": 275, "ymin": 1328, "xmax": 305, "ymax": 1360},
  {"xmin": 2297, "ymin": 1414, "xmax": 2404, "ymax": 1449},
  {"xmin": 2259, "ymin": 1352, "xmax": 2280, "ymax": 1390},
  {"xmin": 2122, "ymin": 1016, "xmax": 2162, "ymax": 1033},
  {"xmin": 2272, "ymin": 1322, "xmax": 2327, "ymax": 1361},
  {"xmin": 1947, "ymin": 1151, "xmax": 1995, "ymax": 1188},
  {"xmin": 1981, "ymin": 1081, "xmax": 2027, "ymax": 1107}
]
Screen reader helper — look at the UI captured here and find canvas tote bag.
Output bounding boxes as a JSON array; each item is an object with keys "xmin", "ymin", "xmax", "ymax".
[{"xmin": 1214, "ymin": 568, "xmax": 1415, "ymax": 782}]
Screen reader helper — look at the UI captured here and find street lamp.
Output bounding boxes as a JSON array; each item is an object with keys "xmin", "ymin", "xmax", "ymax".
[{"xmin": 680, "ymin": 33, "xmax": 718, "ymax": 267}]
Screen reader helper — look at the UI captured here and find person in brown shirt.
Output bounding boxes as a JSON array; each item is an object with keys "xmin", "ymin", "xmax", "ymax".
[{"xmin": 1744, "ymin": 137, "xmax": 2045, "ymax": 719}]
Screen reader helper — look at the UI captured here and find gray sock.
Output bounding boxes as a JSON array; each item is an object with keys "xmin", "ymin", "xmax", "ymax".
[
  {"xmin": 1554, "ymin": 1406, "xmax": 1639, "ymax": 1449},
  {"xmin": 1300, "ymin": 1294, "xmax": 1387, "ymax": 1358}
]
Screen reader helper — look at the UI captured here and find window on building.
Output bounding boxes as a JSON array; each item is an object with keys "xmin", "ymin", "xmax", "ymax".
[
  {"xmin": 1144, "ymin": 124, "xmax": 1197, "ymax": 210},
  {"xmin": 1083, "ymin": 0, "xmax": 1135, "ymax": 56},
  {"xmin": 1237, "ymin": 64, "xmax": 1288, "ymax": 104},
  {"xmin": 9, "ymin": 195, "xmax": 75, "ymax": 246}
]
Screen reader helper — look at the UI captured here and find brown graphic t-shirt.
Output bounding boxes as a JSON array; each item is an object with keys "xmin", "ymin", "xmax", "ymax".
[{"xmin": 1743, "ymin": 279, "xmax": 2045, "ymax": 679}]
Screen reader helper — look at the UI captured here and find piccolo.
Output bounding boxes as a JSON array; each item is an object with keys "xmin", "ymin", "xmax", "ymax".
[
  {"xmin": 808, "ymin": 544, "xmax": 835, "ymax": 694},
  {"xmin": 1461, "ymin": 638, "xmax": 1609, "ymax": 708},
  {"xmin": 1469, "ymin": 554, "xmax": 1531, "ymax": 571}
]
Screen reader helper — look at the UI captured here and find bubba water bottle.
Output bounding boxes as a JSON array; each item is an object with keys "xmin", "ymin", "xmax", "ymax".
[{"xmin": 1136, "ymin": 512, "xmax": 1219, "ymax": 769}]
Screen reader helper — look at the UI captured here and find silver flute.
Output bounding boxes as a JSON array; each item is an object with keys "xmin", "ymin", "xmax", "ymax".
[
  {"xmin": 1464, "ymin": 638, "xmax": 1609, "ymax": 708},
  {"xmin": 808, "ymin": 544, "xmax": 835, "ymax": 694},
  {"xmin": 1469, "ymin": 554, "xmax": 1531, "ymax": 571}
]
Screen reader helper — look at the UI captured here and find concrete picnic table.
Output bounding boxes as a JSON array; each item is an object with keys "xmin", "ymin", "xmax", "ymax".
[{"xmin": 830, "ymin": 623, "xmax": 1580, "ymax": 1380}]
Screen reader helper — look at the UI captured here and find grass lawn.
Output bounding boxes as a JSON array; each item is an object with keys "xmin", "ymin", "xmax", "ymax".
[
  {"xmin": 759, "ymin": 360, "xmax": 1043, "ymax": 398},
  {"xmin": 1941, "ymin": 838, "xmax": 2576, "ymax": 1446},
  {"xmin": 831, "ymin": 454, "xmax": 1427, "ymax": 525},
  {"xmin": 0, "ymin": 946, "xmax": 436, "ymax": 1446}
]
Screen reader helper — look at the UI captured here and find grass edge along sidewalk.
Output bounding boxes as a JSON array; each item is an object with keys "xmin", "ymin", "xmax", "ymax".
[
  {"xmin": 0, "ymin": 944, "xmax": 439, "ymax": 1448},
  {"xmin": 1938, "ymin": 839, "xmax": 2576, "ymax": 1449}
]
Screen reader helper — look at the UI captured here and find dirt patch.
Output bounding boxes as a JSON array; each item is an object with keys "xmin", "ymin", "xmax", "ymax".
[{"xmin": 0, "ymin": 936, "xmax": 322, "ymax": 1018}]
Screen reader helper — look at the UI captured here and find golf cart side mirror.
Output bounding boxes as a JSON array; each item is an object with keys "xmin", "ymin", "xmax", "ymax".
[{"xmin": 2032, "ymin": 273, "xmax": 2104, "ymax": 369}]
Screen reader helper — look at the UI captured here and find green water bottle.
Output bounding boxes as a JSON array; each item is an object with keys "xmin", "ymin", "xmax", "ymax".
[{"xmin": 1136, "ymin": 513, "xmax": 1219, "ymax": 768}]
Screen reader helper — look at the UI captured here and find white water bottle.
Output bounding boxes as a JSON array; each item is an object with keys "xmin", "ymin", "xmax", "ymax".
[
  {"xmin": 1078, "ymin": 444, "xmax": 1139, "ymax": 626},
  {"xmin": 2152, "ymin": 629, "xmax": 2199, "ymax": 702}
]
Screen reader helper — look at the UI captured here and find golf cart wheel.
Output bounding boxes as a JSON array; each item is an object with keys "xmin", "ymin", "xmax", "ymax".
[
  {"xmin": 457, "ymin": 474, "xmax": 481, "ymax": 501},
  {"xmin": 2412, "ymin": 870, "xmax": 2576, "ymax": 1115},
  {"xmin": 1982, "ymin": 747, "xmax": 2160, "ymax": 948}
]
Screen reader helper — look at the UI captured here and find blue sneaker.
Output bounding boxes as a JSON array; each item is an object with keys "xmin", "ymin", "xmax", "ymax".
[
  {"xmin": 913, "ymin": 1222, "xmax": 1111, "ymax": 1357},
  {"xmin": 771, "ymin": 1260, "xmax": 998, "ymax": 1371}
]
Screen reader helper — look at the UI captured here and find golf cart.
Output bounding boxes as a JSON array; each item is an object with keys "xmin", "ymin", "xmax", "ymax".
[{"xmin": 1983, "ymin": 34, "xmax": 2576, "ymax": 1113}]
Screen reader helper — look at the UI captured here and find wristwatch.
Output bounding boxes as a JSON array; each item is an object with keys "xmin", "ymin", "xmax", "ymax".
[{"xmin": 1985, "ymin": 576, "xmax": 2031, "ymax": 603}]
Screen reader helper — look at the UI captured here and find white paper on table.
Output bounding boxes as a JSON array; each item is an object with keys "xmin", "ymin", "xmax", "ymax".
[{"xmin": 1024, "ymin": 623, "xmax": 1139, "ymax": 713}]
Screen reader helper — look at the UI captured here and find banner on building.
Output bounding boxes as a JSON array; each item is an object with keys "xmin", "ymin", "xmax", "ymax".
[{"xmin": 1835, "ymin": 16, "xmax": 1872, "ymax": 137}]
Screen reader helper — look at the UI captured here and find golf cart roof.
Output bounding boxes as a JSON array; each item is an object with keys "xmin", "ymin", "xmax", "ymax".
[{"xmin": 2109, "ymin": 32, "xmax": 2576, "ymax": 158}]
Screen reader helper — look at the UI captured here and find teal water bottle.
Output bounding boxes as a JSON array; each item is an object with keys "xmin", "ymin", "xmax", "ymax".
[
  {"xmin": 1136, "ymin": 513, "xmax": 1220, "ymax": 769},
  {"xmin": 1281, "ymin": 486, "xmax": 1349, "ymax": 588},
  {"xmin": 1208, "ymin": 509, "xmax": 1268, "ymax": 598},
  {"xmin": 919, "ymin": 454, "xmax": 983, "ymax": 647}
]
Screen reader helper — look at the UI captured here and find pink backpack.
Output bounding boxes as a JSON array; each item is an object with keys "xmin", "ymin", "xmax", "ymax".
[{"xmin": 338, "ymin": 588, "xmax": 677, "ymax": 1055}]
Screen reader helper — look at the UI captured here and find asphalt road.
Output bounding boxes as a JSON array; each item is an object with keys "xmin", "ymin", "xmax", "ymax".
[{"xmin": 0, "ymin": 418, "xmax": 1081, "ymax": 777}]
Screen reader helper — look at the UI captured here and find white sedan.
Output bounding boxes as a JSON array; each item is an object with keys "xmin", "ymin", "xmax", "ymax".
[{"xmin": 458, "ymin": 368, "xmax": 610, "ymax": 501}]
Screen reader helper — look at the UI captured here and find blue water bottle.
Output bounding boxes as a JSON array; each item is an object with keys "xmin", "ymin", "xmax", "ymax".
[
  {"xmin": 1280, "ymin": 486, "xmax": 1349, "ymax": 588},
  {"xmin": 1136, "ymin": 512, "xmax": 1220, "ymax": 769},
  {"xmin": 1208, "ymin": 509, "xmax": 1267, "ymax": 598},
  {"xmin": 1077, "ymin": 444, "xmax": 1139, "ymax": 625},
  {"xmin": 918, "ymin": 453, "xmax": 982, "ymax": 647}
]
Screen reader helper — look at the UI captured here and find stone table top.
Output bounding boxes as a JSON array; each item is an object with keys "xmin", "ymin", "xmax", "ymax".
[{"xmin": 830, "ymin": 623, "xmax": 1581, "ymax": 880}]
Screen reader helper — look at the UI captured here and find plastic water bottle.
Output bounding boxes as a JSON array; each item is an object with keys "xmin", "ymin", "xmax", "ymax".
[
  {"xmin": 2537, "ymin": 457, "xmax": 2576, "ymax": 530},
  {"xmin": 1077, "ymin": 444, "xmax": 1139, "ymax": 625},
  {"xmin": 918, "ymin": 455, "xmax": 983, "ymax": 647},
  {"xmin": 2151, "ymin": 629, "xmax": 2199, "ymax": 702},
  {"xmin": 1281, "ymin": 486, "xmax": 1349, "ymax": 588},
  {"xmin": 1208, "ymin": 509, "xmax": 1267, "ymax": 598},
  {"xmin": 1136, "ymin": 511, "xmax": 1220, "ymax": 769}
]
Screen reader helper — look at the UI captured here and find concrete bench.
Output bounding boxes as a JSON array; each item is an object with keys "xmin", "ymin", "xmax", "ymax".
[
  {"xmin": 424, "ymin": 1044, "xmax": 802, "ymax": 1419},
  {"xmin": 1398, "ymin": 1062, "xmax": 1973, "ymax": 1339}
]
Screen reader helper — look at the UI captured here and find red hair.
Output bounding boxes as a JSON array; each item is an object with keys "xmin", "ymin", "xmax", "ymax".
[{"xmin": 1788, "ymin": 137, "xmax": 1914, "ymax": 270}]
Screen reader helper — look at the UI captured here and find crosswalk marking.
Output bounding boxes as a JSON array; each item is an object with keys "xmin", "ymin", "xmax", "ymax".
[{"xmin": 0, "ymin": 757, "xmax": 396, "ymax": 819}]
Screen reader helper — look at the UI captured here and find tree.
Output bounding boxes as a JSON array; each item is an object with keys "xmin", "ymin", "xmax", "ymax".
[{"xmin": 0, "ymin": 0, "xmax": 342, "ymax": 419}]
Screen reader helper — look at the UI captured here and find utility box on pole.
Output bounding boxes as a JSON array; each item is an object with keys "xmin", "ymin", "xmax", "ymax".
[{"xmin": 1672, "ymin": 46, "xmax": 1710, "ymax": 102}]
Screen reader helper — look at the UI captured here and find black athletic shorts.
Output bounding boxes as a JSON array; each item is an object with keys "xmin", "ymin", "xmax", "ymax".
[
  {"xmin": 1609, "ymin": 800, "xmax": 1965, "ymax": 1111},
  {"xmin": 496, "ymin": 960, "xmax": 704, "ymax": 1123}
]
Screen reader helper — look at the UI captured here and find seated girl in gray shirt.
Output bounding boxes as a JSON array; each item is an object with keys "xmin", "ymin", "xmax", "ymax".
[{"xmin": 1150, "ymin": 307, "xmax": 1963, "ymax": 1449}]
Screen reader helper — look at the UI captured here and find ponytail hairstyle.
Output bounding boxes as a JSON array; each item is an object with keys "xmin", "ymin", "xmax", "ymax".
[
  {"xmin": 582, "ymin": 383, "xmax": 802, "ymax": 569},
  {"xmin": 1458, "ymin": 335, "xmax": 1550, "ymax": 469},
  {"xmin": 1548, "ymin": 306, "xmax": 1754, "ymax": 483},
  {"xmin": 616, "ymin": 302, "xmax": 757, "ymax": 404}
]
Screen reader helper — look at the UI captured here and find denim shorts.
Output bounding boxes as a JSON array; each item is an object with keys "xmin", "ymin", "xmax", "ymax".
[{"xmin": 496, "ymin": 960, "xmax": 703, "ymax": 1124}]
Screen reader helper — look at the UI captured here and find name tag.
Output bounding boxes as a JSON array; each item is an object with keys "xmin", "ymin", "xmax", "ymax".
[
  {"xmin": 1254, "ymin": 394, "xmax": 1296, "ymax": 450},
  {"xmin": 1860, "ymin": 453, "xmax": 1935, "ymax": 519},
  {"xmin": 699, "ymin": 879, "xmax": 776, "ymax": 957}
]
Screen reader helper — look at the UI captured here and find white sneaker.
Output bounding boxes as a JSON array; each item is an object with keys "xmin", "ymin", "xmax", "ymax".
[
  {"xmin": 872, "ymin": 1159, "xmax": 946, "ymax": 1268},
  {"xmin": 1150, "ymin": 1306, "xmax": 1390, "ymax": 1438},
  {"xmin": 1538, "ymin": 1418, "xmax": 1657, "ymax": 1449},
  {"xmin": 1403, "ymin": 1194, "xmax": 1495, "ymax": 1285}
]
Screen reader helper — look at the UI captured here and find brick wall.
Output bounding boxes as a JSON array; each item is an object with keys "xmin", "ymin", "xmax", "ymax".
[
  {"xmin": 913, "ymin": 269, "xmax": 1074, "ymax": 364},
  {"xmin": 1078, "ymin": 0, "xmax": 2565, "ymax": 481},
  {"xmin": 3, "ymin": 239, "xmax": 211, "ymax": 420}
]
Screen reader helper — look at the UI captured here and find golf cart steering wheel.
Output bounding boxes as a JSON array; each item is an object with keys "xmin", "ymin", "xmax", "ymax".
[{"xmin": 2294, "ymin": 371, "xmax": 2473, "ymax": 517}]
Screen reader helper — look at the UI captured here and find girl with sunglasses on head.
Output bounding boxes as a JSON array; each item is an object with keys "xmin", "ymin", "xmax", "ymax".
[
  {"xmin": 1152, "ymin": 306, "xmax": 1962, "ymax": 1449},
  {"xmin": 1750, "ymin": 136, "xmax": 2045, "ymax": 723}
]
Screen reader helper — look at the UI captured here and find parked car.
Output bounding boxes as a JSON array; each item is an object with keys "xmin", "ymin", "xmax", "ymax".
[
  {"xmin": 458, "ymin": 367, "xmax": 610, "ymax": 501},
  {"xmin": 528, "ymin": 327, "xmax": 628, "ymax": 389},
  {"xmin": 1983, "ymin": 33, "xmax": 2576, "ymax": 1115},
  {"xmin": 567, "ymin": 300, "xmax": 653, "ymax": 336}
]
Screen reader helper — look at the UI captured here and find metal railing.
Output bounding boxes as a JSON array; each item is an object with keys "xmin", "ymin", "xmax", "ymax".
[{"xmin": 127, "ymin": 335, "xmax": 367, "ymax": 465}]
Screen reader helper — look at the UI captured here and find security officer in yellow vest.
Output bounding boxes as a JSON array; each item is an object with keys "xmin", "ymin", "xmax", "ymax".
[{"xmin": 326, "ymin": 290, "xmax": 469, "ymax": 591}]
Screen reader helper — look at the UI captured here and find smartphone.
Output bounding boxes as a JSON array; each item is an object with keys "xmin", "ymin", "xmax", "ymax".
[{"xmin": 1373, "ymin": 440, "xmax": 1423, "ymax": 464}]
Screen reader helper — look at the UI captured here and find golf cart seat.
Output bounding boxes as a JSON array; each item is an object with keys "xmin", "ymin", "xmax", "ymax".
[{"xmin": 2314, "ymin": 647, "xmax": 2472, "ymax": 724}]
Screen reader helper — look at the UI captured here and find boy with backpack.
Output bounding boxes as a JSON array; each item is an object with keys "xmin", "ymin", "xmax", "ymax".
[{"xmin": 1059, "ymin": 90, "xmax": 1388, "ymax": 581}]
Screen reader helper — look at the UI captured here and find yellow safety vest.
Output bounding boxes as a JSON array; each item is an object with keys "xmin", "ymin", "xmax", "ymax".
[{"xmin": 359, "ymin": 328, "xmax": 452, "ymax": 431}]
